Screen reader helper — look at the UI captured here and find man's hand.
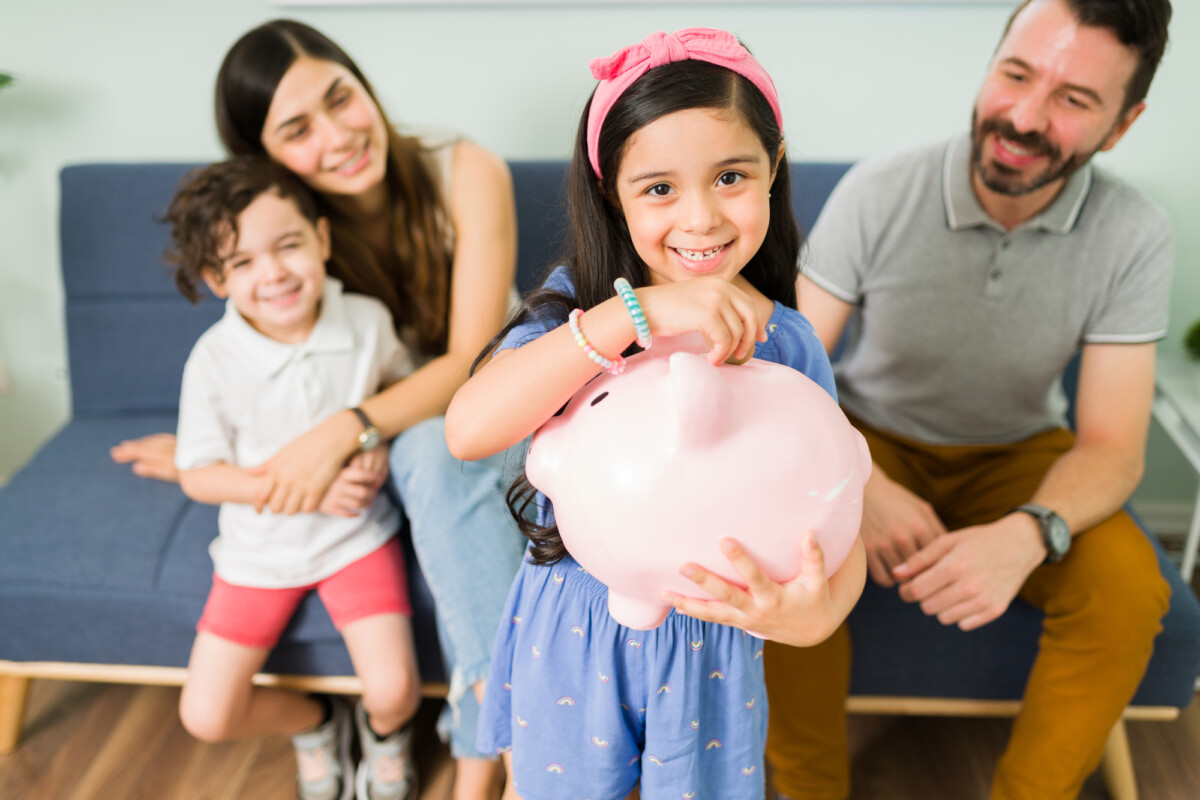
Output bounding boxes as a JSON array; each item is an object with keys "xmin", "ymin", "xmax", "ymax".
[
  {"xmin": 860, "ymin": 469, "xmax": 947, "ymax": 586},
  {"xmin": 891, "ymin": 513, "xmax": 1046, "ymax": 631}
]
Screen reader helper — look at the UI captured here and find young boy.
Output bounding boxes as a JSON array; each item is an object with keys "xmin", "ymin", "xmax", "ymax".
[{"xmin": 167, "ymin": 156, "xmax": 419, "ymax": 800}]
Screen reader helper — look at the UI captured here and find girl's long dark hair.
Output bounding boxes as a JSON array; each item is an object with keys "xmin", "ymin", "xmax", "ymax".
[
  {"xmin": 215, "ymin": 19, "xmax": 454, "ymax": 355},
  {"xmin": 477, "ymin": 58, "xmax": 804, "ymax": 565}
]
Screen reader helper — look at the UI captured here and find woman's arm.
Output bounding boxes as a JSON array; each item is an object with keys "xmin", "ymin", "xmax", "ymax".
[
  {"xmin": 252, "ymin": 141, "xmax": 519, "ymax": 514},
  {"xmin": 359, "ymin": 140, "xmax": 519, "ymax": 435}
]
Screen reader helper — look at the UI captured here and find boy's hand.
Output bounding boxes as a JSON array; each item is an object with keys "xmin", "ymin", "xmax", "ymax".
[
  {"xmin": 110, "ymin": 433, "xmax": 181, "ymax": 483},
  {"xmin": 318, "ymin": 449, "xmax": 390, "ymax": 517},
  {"xmin": 664, "ymin": 532, "xmax": 861, "ymax": 648}
]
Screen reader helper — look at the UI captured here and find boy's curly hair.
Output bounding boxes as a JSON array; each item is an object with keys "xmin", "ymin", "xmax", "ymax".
[{"xmin": 164, "ymin": 156, "xmax": 322, "ymax": 303}]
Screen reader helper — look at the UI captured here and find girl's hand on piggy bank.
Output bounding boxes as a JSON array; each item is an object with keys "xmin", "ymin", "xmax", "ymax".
[
  {"xmin": 640, "ymin": 278, "xmax": 766, "ymax": 366},
  {"xmin": 664, "ymin": 531, "xmax": 866, "ymax": 647}
]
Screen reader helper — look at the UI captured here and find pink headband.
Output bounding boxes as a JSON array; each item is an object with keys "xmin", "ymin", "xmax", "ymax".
[{"xmin": 586, "ymin": 28, "xmax": 783, "ymax": 179}]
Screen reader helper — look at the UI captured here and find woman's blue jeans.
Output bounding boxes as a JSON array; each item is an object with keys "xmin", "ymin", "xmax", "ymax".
[{"xmin": 388, "ymin": 416, "xmax": 526, "ymax": 758}]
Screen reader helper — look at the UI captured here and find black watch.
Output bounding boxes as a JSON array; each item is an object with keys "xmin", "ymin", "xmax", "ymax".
[
  {"xmin": 1012, "ymin": 503, "xmax": 1071, "ymax": 564},
  {"xmin": 349, "ymin": 407, "xmax": 381, "ymax": 452}
]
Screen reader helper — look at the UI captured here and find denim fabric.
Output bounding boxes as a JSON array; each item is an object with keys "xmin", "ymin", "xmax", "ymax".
[{"xmin": 388, "ymin": 416, "xmax": 527, "ymax": 758}]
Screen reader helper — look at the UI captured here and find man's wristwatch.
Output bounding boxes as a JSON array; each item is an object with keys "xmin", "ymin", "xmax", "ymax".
[
  {"xmin": 349, "ymin": 407, "xmax": 381, "ymax": 452},
  {"xmin": 1011, "ymin": 503, "xmax": 1071, "ymax": 564}
]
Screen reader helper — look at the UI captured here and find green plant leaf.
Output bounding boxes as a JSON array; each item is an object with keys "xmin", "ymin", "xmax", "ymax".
[
  {"xmin": 1184, "ymin": 318, "xmax": 1200, "ymax": 363},
  {"xmin": 0, "ymin": 73, "xmax": 13, "ymax": 90}
]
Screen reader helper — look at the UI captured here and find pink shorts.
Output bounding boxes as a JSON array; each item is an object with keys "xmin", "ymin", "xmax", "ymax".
[{"xmin": 197, "ymin": 537, "xmax": 412, "ymax": 649}]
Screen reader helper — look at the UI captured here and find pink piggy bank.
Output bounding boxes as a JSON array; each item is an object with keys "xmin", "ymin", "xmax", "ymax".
[{"xmin": 526, "ymin": 335, "xmax": 872, "ymax": 630}]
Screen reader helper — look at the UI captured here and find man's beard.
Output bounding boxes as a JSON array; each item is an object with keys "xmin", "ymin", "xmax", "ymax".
[{"xmin": 970, "ymin": 111, "xmax": 1092, "ymax": 197}]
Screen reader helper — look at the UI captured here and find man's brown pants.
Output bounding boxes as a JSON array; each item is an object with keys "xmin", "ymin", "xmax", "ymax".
[{"xmin": 765, "ymin": 421, "xmax": 1170, "ymax": 800}]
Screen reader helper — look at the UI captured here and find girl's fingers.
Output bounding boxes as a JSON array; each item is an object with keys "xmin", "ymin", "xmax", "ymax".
[
  {"xmin": 717, "ymin": 538, "xmax": 776, "ymax": 595},
  {"xmin": 679, "ymin": 562, "xmax": 747, "ymax": 607},
  {"xmin": 794, "ymin": 531, "xmax": 827, "ymax": 584},
  {"xmin": 731, "ymin": 295, "xmax": 761, "ymax": 360},
  {"xmin": 712, "ymin": 306, "xmax": 744, "ymax": 365},
  {"xmin": 662, "ymin": 591, "xmax": 733, "ymax": 627}
]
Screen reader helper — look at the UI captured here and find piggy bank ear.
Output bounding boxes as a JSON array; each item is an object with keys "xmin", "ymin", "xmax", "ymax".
[{"xmin": 668, "ymin": 351, "xmax": 732, "ymax": 447}]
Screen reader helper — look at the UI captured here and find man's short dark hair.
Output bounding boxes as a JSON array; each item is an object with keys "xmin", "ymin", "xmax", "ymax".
[
  {"xmin": 164, "ymin": 157, "xmax": 321, "ymax": 303},
  {"xmin": 1001, "ymin": 0, "xmax": 1172, "ymax": 114}
]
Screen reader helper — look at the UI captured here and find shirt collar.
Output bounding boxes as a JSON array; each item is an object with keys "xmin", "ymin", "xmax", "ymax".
[
  {"xmin": 942, "ymin": 130, "xmax": 1093, "ymax": 235},
  {"xmin": 220, "ymin": 276, "xmax": 355, "ymax": 377}
]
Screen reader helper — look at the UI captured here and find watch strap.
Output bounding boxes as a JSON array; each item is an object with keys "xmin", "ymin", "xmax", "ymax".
[
  {"xmin": 349, "ymin": 406, "xmax": 375, "ymax": 431},
  {"xmin": 349, "ymin": 407, "xmax": 380, "ymax": 451},
  {"xmin": 1013, "ymin": 502, "xmax": 1052, "ymax": 522},
  {"xmin": 1011, "ymin": 503, "xmax": 1068, "ymax": 564}
]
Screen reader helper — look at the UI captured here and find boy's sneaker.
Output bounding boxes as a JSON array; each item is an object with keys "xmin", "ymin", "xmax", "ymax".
[
  {"xmin": 291, "ymin": 697, "xmax": 355, "ymax": 800},
  {"xmin": 354, "ymin": 700, "xmax": 417, "ymax": 800}
]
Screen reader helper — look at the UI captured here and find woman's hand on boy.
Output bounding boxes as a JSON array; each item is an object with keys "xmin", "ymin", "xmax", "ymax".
[
  {"xmin": 664, "ymin": 532, "xmax": 864, "ymax": 648},
  {"xmin": 318, "ymin": 449, "xmax": 389, "ymax": 517},
  {"xmin": 252, "ymin": 411, "xmax": 362, "ymax": 515}
]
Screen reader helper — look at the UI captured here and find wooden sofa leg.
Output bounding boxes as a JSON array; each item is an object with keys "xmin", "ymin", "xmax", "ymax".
[
  {"xmin": 1100, "ymin": 718, "xmax": 1137, "ymax": 800},
  {"xmin": 0, "ymin": 674, "xmax": 31, "ymax": 754}
]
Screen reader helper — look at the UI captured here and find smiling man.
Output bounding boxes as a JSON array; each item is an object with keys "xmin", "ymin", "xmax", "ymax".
[{"xmin": 765, "ymin": 2, "xmax": 1176, "ymax": 799}]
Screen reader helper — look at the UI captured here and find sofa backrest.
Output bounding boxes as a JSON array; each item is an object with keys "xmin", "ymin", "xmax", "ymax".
[{"xmin": 59, "ymin": 160, "xmax": 853, "ymax": 418}]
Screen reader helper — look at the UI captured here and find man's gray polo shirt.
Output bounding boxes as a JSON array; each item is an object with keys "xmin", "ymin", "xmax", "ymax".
[{"xmin": 803, "ymin": 132, "xmax": 1174, "ymax": 445}]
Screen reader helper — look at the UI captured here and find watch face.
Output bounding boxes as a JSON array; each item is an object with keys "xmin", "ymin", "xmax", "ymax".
[
  {"xmin": 359, "ymin": 427, "xmax": 381, "ymax": 451},
  {"xmin": 1047, "ymin": 514, "xmax": 1071, "ymax": 557}
]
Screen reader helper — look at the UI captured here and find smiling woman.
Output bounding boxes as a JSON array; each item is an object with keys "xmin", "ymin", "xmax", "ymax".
[{"xmin": 259, "ymin": 57, "xmax": 392, "ymax": 211}]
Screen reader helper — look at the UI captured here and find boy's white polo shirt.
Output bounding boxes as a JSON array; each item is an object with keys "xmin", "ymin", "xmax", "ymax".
[{"xmin": 176, "ymin": 277, "xmax": 414, "ymax": 588}]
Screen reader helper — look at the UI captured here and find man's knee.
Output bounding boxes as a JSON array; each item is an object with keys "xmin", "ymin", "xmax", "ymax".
[{"xmin": 1038, "ymin": 519, "xmax": 1170, "ymax": 645}]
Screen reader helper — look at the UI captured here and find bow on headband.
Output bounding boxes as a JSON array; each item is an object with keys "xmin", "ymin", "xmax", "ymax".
[{"xmin": 586, "ymin": 28, "xmax": 783, "ymax": 179}]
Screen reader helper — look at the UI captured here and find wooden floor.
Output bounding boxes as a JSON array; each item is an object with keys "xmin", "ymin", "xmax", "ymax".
[{"xmin": 1, "ymin": 678, "xmax": 1197, "ymax": 799}]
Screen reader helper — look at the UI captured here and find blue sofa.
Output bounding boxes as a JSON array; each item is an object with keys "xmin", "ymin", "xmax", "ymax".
[{"xmin": 1, "ymin": 162, "xmax": 1196, "ymax": 792}]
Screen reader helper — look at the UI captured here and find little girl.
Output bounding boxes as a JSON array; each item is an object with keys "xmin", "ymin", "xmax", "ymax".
[{"xmin": 445, "ymin": 28, "xmax": 866, "ymax": 800}]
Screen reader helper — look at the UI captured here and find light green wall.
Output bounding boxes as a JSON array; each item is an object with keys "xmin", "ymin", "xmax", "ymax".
[{"xmin": 2, "ymin": 1, "xmax": 1197, "ymax": 502}]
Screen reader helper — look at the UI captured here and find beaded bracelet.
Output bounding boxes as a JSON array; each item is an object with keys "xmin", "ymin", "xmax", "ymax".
[
  {"xmin": 569, "ymin": 308, "xmax": 625, "ymax": 375},
  {"xmin": 613, "ymin": 277, "xmax": 652, "ymax": 350}
]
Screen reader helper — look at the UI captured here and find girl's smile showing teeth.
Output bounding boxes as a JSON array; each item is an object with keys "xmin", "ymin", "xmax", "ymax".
[{"xmin": 674, "ymin": 243, "xmax": 727, "ymax": 262}]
